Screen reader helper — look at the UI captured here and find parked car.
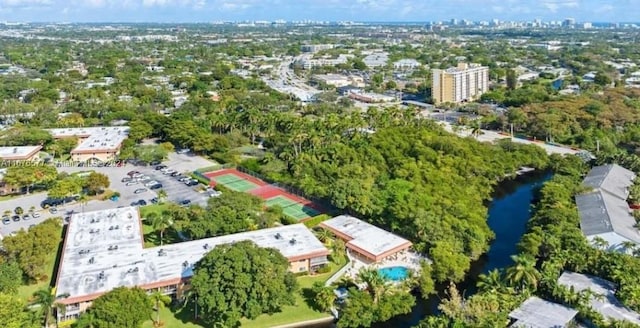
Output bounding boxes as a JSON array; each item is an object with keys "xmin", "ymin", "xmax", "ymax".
[
  {"xmin": 185, "ymin": 180, "xmax": 199, "ymax": 186},
  {"xmin": 149, "ymin": 183, "xmax": 163, "ymax": 190},
  {"xmin": 2, "ymin": 218, "xmax": 10, "ymax": 225},
  {"xmin": 22, "ymin": 214, "xmax": 31, "ymax": 220},
  {"xmin": 134, "ymin": 188, "xmax": 147, "ymax": 194},
  {"xmin": 49, "ymin": 207, "xmax": 58, "ymax": 214},
  {"xmin": 150, "ymin": 160, "xmax": 161, "ymax": 166},
  {"xmin": 121, "ymin": 177, "xmax": 132, "ymax": 183},
  {"xmin": 144, "ymin": 180, "xmax": 159, "ymax": 187},
  {"xmin": 11, "ymin": 215, "xmax": 20, "ymax": 222},
  {"xmin": 150, "ymin": 197, "xmax": 159, "ymax": 204},
  {"xmin": 126, "ymin": 181, "xmax": 139, "ymax": 186},
  {"xmin": 177, "ymin": 148, "xmax": 190, "ymax": 154},
  {"xmin": 130, "ymin": 199, "xmax": 147, "ymax": 207},
  {"xmin": 155, "ymin": 165, "xmax": 167, "ymax": 170},
  {"xmin": 170, "ymin": 171, "xmax": 181, "ymax": 177},
  {"xmin": 163, "ymin": 169, "xmax": 177, "ymax": 175},
  {"xmin": 127, "ymin": 170, "xmax": 140, "ymax": 177},
  {"xmin": 178, "ymin": 176, "xmax": 189, "ymax": 182},
  {"xmin": 41, "ymin": 196, "xmax": 78, "ymax": 209},
  {"xmin": 180, "ymin": 199, "xmax": 191, "ymax": 207},
  {"xmin": 32, "ymin": 212, "xmax": 41, "ymax": 218}
]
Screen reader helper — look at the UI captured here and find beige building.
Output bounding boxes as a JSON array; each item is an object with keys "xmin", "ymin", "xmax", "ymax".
[
  {"xmin": 432, "ymin": 63, "xmax": 489, "ymax": 105},
  {"xmin": 47, "ymin": 127, "xmax": 129, "ymax": 162},
  {"xmin": 320, "ymin": 215, "xmax": 412, "ymax": 263},
  {"xmin": 55, "ymin": 207, "xmax": 329, "ymax": 324},
  {"xmin": 0, "ymin": 145, "xmax": 42, "ymax": 162}
]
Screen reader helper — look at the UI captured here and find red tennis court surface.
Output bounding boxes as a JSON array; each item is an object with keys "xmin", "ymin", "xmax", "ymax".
[{"xmin": 201, "ymin": 168, "xmax": 324, "ymax": 221}]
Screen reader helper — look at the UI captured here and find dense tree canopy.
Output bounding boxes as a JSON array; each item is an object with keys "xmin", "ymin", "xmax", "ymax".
[
  {"xmin": 76, "ymin": 287, "xmax": 153, "ymax": 328},
  {"xmin": 2, "ymin": 218, "xmax": 60, "ymax": 281},
  {"xmin": 190, "ymin": 240, "xmax": 298, "ymax": 327}
]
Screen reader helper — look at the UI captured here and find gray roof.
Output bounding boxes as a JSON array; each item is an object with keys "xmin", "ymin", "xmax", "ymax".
[
  {"xmin": 582, "ymin": 164, "xmax": 635, "ymax": 200},
  {"xmin": 575, "ymin": 190, "xmax": 640, "ymax": 243},
  {"xmin": 509, "ymin": 296, "xmax": 578, "ymax": 328},
  {"xmin": 56, "ymin": 207, "xmax": 328, "ymax": 303},
  {"xmin": 558, "ymin": 271, "xmax": 640, "ymax": 325},
  {"xmin": 320, "ymin": 215, "xmax": 412, "ymax": 258}
]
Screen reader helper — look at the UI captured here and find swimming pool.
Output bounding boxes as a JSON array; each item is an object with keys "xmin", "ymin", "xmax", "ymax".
[{"xmin": 378, "ymin": 266, "xmax": 409, "ymax": 281}]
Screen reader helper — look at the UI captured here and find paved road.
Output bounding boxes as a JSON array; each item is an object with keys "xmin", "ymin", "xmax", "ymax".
[
  {"xmin": 437, "ymin": 121, "xmax": 580, "ymax": 156},
  {"xmin": 0, "ymin": 152, "xmax": 217, "ymax": 238}
]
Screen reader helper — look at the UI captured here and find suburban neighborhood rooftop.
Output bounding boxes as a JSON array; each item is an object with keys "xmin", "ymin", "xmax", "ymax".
[
  {"xmin": 0, "ymin": 145, "xmax": 42, "ymax": 160},
  {"xmin": 508, "ymin": 296, "xmax": 578, "ymax": 328},
  {"xmin": 56, "ymin": 207, "xmax": 329, "ymax": 304},
  {"xmin": 320, "ymin": 215, "xmax": 412, "ymax": 258},
  {"xmin": 582, "ymin": 164, "xmax": 636, "ymax": 199},
  {"xmin": 558, "ymin": 271, "xmax": 640, "ymax": 325},
  {"xmin": 575, "ymin": 190, "xmax": 640, "ymax": 243}
]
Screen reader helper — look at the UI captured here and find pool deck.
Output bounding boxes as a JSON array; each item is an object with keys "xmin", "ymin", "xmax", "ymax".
[{"xmin": 340, "ymin": 250, "xmax": 424, "ymax": 284}]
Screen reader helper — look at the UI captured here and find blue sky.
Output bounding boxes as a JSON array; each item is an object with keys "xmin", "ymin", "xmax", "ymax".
[{"xmin": 0, "ymin": 0, "xmax": 638, "ymax": 23}]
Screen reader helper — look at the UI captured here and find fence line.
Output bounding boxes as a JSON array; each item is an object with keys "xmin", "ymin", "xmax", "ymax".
[{"xmin": 236, "ymin": 166, "xmax": 338, "ymax": 214}]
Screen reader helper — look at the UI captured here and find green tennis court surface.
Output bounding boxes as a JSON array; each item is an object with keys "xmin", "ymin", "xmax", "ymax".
[
  {"xmin": 213, "ymin": 174, "xmax": 245, "ymax": 184},
  {"xmin": 265, "ymin": 196, "xmax": 298, "ymax": 208},
  {"xmin": 224, "ymin": 179, "xmax": 259, "ymax": 192},
  {"xmin": 265, "ymin": 196, "xmax": 320, "ymax": 221}
]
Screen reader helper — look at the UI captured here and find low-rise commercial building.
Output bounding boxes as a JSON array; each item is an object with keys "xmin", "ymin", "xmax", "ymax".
[
  {"xmin": 47, "ymin": 126, "xmax": 130, "ymax": 162},
  {"xmin": 55, "ymin": 207, "xmax": 329, "ymax": 323},
  {"xmin": 320, "ymin": 215, "xmax": 412, "ymax": 263},
  {"xmin": 347, "ymin": 90, "xmax": 398, "ymax": 103}
]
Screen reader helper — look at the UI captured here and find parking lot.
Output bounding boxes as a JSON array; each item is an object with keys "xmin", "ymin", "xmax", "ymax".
[{"xmin": 0, "ymin": 152, "xmax": 217, "ymax": 238}]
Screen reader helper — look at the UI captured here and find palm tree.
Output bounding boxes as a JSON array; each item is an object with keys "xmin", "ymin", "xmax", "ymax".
[
  {"xmin": 149, "ymin": 290, "xmax": 172, "ymax": 327},
  {"xmin": 78, "ymin": 194, "xmax": 89, "ymax": 213},
  {"xmin": 314, "ymin": 228, "xmax": 334, "ymax": 245},
  {"xmin": 29, "ymin": 205, "xmax": 35, "ymax": 214},
  {"xmin": 314, "ymin": 285, "xmax": 337, "ymax": 312},
  {"xmin": 356, "ymin": 268, "xmax": 387, "ymax": 304},
  {"xmin": 33, "ymin": 286, "xmax": 65, "ymax": 328},
  {"xmin": 620, "ymin": 241, "xmax": 636, "ymax": 254},
  {"xmin": 149, "ymin": 212, "xmax": 173, "ymax": 246},
  {"xmin": 591, "ymin": 236, "xmax": 610, "ymax": 251},
  {"xmin": 331, "ymin": 238, "xmax": 346, "ymax": 262},
  {"xmin": 157, "ymin": 189, "xmax": 168, "ymax": 203},
  {"xmin": 505, "ymin": 255, "xmax": 541, "ymax": 291},
  {"xmin": 476, "ymin": 269, "xmax": 505, "ymax": 293}
]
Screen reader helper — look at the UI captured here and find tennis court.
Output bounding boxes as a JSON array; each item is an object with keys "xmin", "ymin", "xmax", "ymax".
[
  {"xmin": 265, "ymin": 196, "xmax": 321, "ymax": 221},
  {"xmin": 265, "ymin": 195, "xmax": 298, "ymax": 208},
  {"xmin": 212, "ymin": 173, "xmax": 259, "ymax": 192},
  {"xmin": 224, "ymin": 179, "xmax": 259, "ymax": 192}
]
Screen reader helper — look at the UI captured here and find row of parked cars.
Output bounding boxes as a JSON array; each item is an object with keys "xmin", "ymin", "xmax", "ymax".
[
  {"xmin": 153, "ymin": 165, "xmax": 200, "ymax": 186},
  {"xmin": 2, "ymin": 211, "xmax": 40, "ymax": 225}
]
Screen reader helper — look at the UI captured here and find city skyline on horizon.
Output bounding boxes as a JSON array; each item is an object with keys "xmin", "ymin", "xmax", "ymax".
[{"xmin": 0, "ymin": 0, "xmax": 638, "ymax": 24}]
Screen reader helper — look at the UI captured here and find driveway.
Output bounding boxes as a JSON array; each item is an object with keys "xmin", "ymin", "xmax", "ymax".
[{"xmin": 0, "ymin": 152, "xmax": 217, "ymax": 238}]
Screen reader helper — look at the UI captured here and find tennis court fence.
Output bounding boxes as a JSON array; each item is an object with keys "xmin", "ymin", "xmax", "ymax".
[{"xmin": 236, "ymin": 165, "xmax": 338, "ymax": 214}]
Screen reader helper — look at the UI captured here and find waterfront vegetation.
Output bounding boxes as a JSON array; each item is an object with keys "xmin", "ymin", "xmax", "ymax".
[{"xmin": 4, "ymin": 23, "xmax": 640, "ymax": 327}]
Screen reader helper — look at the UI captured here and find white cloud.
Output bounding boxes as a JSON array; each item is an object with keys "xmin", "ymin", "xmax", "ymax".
[
  {"xmin": 0, "ymin": 0, "xmax": 52, "ymax": 6},
  {"xmin": 541, "ymin": 0, "xmax": 580, "ymax": 13}
]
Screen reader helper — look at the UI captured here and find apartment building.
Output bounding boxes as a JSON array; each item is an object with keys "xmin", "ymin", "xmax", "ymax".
[
  {"xmin": 432, "ymin": 63, "xmax": 489, "ymax": 105},
  {"xmin": 55, "ymin": 207, "xmax": 329, "ymax": 323}
]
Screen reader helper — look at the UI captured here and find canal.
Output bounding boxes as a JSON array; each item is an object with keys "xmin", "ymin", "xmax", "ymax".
[{"xmin": 371, "ymin": 171, "xmax": 552, "ymax": 327}]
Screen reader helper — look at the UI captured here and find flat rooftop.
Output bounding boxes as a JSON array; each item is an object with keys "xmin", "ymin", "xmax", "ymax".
[
  {"xmin": 56, "ymin": 207, "xmax": 328, "ymax": 304},
  {"xmin": 508, "ymin": 296, "xmax": 578, "ymax": 328},
  {"xmin": 0, "ymin": 145, "xmax": 42, "ymax": 160},
  {"xmin": 320, "ymin": 215, "xmax": 412, "ymax": 259},
  {"xmin": 47, "ymin": 126, "xmax": 130, "ymax": 153},
  {"xmin": 558, "ymin": 271, "xmax": 640, "ymax": 325}
]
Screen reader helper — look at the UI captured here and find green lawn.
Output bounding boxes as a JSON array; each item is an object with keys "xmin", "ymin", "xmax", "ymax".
[
  {"xmin": 142, "ymin": 306, "xmax": 204, "ymax": 328},
  {"xmin": 17, "ymin": 225, "xmax": 64, "ymax": 303},
  {"xmin": 239, "ymin": 257, "xmax": 345, "ymax": 328},
  {"xmin": 139, "ymin": 203, "xmax": 171, "ymax": 219}
]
